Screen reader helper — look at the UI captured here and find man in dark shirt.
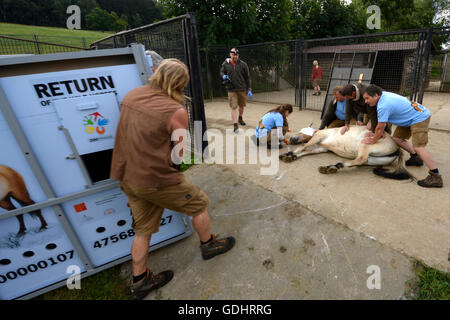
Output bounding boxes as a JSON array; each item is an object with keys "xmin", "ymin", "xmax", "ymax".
[
  {"xmin": 220, "ymin": 48, "xmax": 252, "ymax": 133},
  {"xmin": 340, "ymin": 83, "xmax": 391, "ymax": 135}
]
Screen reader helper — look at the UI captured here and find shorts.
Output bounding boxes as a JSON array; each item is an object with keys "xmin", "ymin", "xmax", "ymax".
[
  {"xmin": 228, "ymin": 91, "xmax": 247, "ymax": 109},
  {"xmin": 120, "ymin": 179, "xmax": 210, "ymax": 236},
  {"xmin": 393, "ymin": 117, "xmax": 430, "ymax": 148},
  {"xmin": 327, "ymin": 119, "xmax": 346, "ymax": 128},
  {"xmin": 312, "ymin": 79, "xmax": 321, "ymax": 87}
]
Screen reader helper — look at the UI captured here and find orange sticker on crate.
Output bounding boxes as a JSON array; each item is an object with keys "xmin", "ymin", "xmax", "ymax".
[{"xmin": 74, "ymin": 203, "xmax": 87, "ymax": 212}]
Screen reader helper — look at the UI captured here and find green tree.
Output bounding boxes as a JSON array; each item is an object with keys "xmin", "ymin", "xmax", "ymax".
[
  {"xmin": 291, "ymin": 0, "xmax": 367, "ymax": 39},
  {"xmin": 85, "ymin": 6, "xmax": 115, "ymax": 31},
  {"xmin": 161, "ymin": 0, "xmax": 293, "ymax": 46},
  {"xmin": 252, "ymin": 0, "xmax": 293, "ymax": 42},
  {"xmin": 358, "ymin": 0, "xmax": 449, "ymax": 31},
  {"xmin": 161, "ymin": 0, "xmax": 258, "ymax": 46},
  {"xmin": 110, "ymin": 11, "xmax": 128, "ymax": 31}
]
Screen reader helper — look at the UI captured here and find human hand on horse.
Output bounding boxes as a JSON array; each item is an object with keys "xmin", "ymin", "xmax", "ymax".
[
  {"xmin": 340, "ymin": 124, "xmax": 349, "ymax": 135},
  {"xmin": 362, "ymin": 131, "xmax": 385, "ymax": 144}
]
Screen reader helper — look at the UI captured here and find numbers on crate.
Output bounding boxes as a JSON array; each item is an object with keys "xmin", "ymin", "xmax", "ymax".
[
  {"xmin": 160, "ymin": 215, "xmax": 172, "ymax": 226},
  {"xmin": 0, "ymin": 251, "xmax": 75, "ymax": 285},
  {"xmin": 93, "ymin": 229, "xmax": 135, "ymax": 249}
]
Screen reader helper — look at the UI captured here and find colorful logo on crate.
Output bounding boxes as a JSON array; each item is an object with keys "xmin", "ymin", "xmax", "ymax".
[
  {"xmin": 83, "ymin": 112, "xmax": 109, "ymax": 135},
  {"xmin": 74, "ymin": 203, "xmax": 87, "ymax": 213}
]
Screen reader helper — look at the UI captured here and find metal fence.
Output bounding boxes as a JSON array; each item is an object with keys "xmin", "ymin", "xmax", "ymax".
[
  {"xmin": 91, "ymin": 14, "xmax": 207, "ymax": 153},
  {"xmin": 0, "ymin": 34, "xmax": 106, "ymax": 49},
  {"xmin": 202, "ymin": 27, "xmax": 450, "ymax": 113},
  {"xmin": 0, "ymin": 35, "xmax": 89, "ymax": 55}
]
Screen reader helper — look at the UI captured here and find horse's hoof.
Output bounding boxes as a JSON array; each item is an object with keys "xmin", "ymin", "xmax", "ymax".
[
  {"xmin": 319, "ymin": 165, "xmax": 338, "ymax": 174},
  {"xmin": 279, "ymin": 153, "xmax": 287, "ymax": 160},
  {"xmin": 318, "ymin": 166, "xmax": 328, "ymax": 174},
  {"xmin": 284, "ymin": 155, "xmax": 293, "ymax": 163},
  {"xmin": 17, "ymin": 230, "xmax": 26, "ymax": 236},
  {"xmin": 327, "ymin": 166, "xmax": 338, "ymax": 174},
  {"xmin": 39, "ymin": 226, "xmax": 48, "ymax": 232}
]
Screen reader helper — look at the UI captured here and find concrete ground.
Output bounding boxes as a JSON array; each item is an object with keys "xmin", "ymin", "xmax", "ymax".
[
  {"xmin": 201, "ymin": 94, "xmax": 450, "ymax": 273},
  {"xmin": 120, "ymin": 91, "xmax": 449, "ymax": 300},
  {"xmin": 125, "ymin": 165, "xmax": 416, "ymax": 300}
]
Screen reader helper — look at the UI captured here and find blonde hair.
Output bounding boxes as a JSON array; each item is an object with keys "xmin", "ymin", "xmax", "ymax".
[{"xmin": 149, "ymin": 58, "xmax": 190, "ymax": 103}]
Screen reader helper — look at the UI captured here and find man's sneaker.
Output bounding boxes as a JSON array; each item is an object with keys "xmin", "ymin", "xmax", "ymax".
[
  {"xmin": 238, "ymin": 116, "xmax": 246, "ymax": 126},
  {"xmin": 233, "ymin": 123, "xmax": 239, "ymax": 133},
  {"xmin": 130, "ymin": 269, "xmax": 174, "ymax": 300},
  {"xmin": 405, "ymin": 153, "xmax": 423, "ymax": 166},
  {"xmin": 417, "ymin": 171, "xmax": 443, "ymax": 188},
  {"xmin": 200, "ymin": 235, "xmax": 235, "ymax": 260}
]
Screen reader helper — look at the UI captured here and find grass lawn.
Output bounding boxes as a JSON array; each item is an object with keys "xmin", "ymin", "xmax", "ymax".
[
  {"xmin": 412, "ymin": 261, "xmax": 450, "ymax": 300},
  {"xmin": 0, "ymin": 23, "xmax": 113, "ymax": 48}
]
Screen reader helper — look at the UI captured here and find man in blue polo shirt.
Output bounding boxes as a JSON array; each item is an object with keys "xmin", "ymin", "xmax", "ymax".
[{"xmin": 361, "ymin": 84, "xmax": 443, "ymax": 188}]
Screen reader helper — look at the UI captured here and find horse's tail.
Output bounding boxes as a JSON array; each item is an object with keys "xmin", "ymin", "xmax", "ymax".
[{"xmin": 373, "ymin": 149, "xmax": 416, "ymax": 181}]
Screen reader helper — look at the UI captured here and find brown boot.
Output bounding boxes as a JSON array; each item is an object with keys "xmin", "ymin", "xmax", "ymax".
[
  {"xmin": 405, "ymin": 153, "xmax": 423, "ymax": 166},
  {"xmin": 130, "ymin": 269, "xmax": 174, "ymax": 300},
  {"xmin": 417, "ymin": 171, "xmax": 443, "ymax": 188},
  {"xmin": 200, "ymin": 234, "xmax": 235, "ymax": 260}
]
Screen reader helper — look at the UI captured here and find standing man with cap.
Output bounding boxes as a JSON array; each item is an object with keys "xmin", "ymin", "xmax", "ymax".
[{"xmin": 220, "ymin": 48, "xmax": 252, "ymax": 133}]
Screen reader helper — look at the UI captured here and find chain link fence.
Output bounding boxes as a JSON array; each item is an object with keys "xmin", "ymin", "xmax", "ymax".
[
  {"xmin": 0, "ymin": 34, "xmax": 99, "ymax": 48},
  {"xmin": 0, "ymin": 35, "xmax": 89, "ymax": 55},
  {"xmin": 202, "ymin": 28, "xmax": 450, "ymax": 114},
  {"xmin": 91, "ymin": 14, "xmax": 207, "ymax": 154}
]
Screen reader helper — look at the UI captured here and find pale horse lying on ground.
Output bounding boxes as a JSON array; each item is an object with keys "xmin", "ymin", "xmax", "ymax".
[{"xmin": 280, "ymin": 126, "xmax": 414, "ymax": 180}]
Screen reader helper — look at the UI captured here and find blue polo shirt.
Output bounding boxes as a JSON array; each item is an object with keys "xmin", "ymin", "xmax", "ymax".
[
  {"xmin": 376, "ymin": 91, "xmax": 430, "ymax": 127},
  {"xmin": 255, "ymin": 112, "xmax": 284, "ymax": 138},
  {"xmin": 335, "ymin": 100, "xmax": 346, "ymax": 121}
]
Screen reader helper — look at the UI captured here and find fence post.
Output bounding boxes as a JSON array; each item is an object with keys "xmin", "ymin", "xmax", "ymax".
[
  {"xmin": 185, "ymin": 13, "xmax": 208, "ymax": 155},
  {"xmin": 205, "ymin": 45, "xmax": 213, "ymax": 101},
  {"xmin": 418, "ymin": 28, "xmax": 433, "ymax": 104},
  {"xmin": 295, "ymin": 39, "xmax": 303, "ymax": 109},
  {"xmin": 82, "ymin": 37, "xmax": 87, "ymax": 48},
  {"xmin": 33, "ymin": 35, "xmax": 41, "ymax": 54}
]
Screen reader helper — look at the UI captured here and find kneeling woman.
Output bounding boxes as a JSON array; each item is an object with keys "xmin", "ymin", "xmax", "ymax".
[{"xmin": 255, "ymin": 104, "xmax": 293, "ymax": 148}]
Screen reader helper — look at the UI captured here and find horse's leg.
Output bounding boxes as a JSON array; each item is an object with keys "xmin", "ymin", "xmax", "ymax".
[
  {"xmin": 1, "ymin": 197, "xmax": 26, "ymax": 235},
  {"xmin": 15, "ymin": 198, "xmax": 48, "ymax": 231},
  {"xmin": 293, "ymin": 132, "xmax": 325, "ymax": 156},
  {"xmin": 282, "ymin": 145, "xmax": 328, "ymax": 163},
  {"xmin": 33, "ymin": 209, "xmax": 47, "ymax": 231},
  {"xmin": 296, "ymin": 145, "xmax": 329, "ymax": 158},
  {"xmin": 319, "ymin": 143, "xmax": 370, "ymax": 174}
]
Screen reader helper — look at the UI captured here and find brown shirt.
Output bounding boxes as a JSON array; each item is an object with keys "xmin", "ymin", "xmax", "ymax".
[{"xmin": 110, "ymin": 85, "xmax": 184, "ymax": 188}]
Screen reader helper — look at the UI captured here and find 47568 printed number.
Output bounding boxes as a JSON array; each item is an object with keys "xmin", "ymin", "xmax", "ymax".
[
  {"xmin": 93, "ymin": 229, "xmax": 135, "ymax": 249},
  {"xmin": 93, "ymin": 216, "xmax": 172, "ymax": 249}
]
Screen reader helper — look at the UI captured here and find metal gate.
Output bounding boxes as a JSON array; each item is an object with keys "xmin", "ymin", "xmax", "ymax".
[{"xmin": 91, "ymin": 13, "xmax": 208, "ymax": 155}]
